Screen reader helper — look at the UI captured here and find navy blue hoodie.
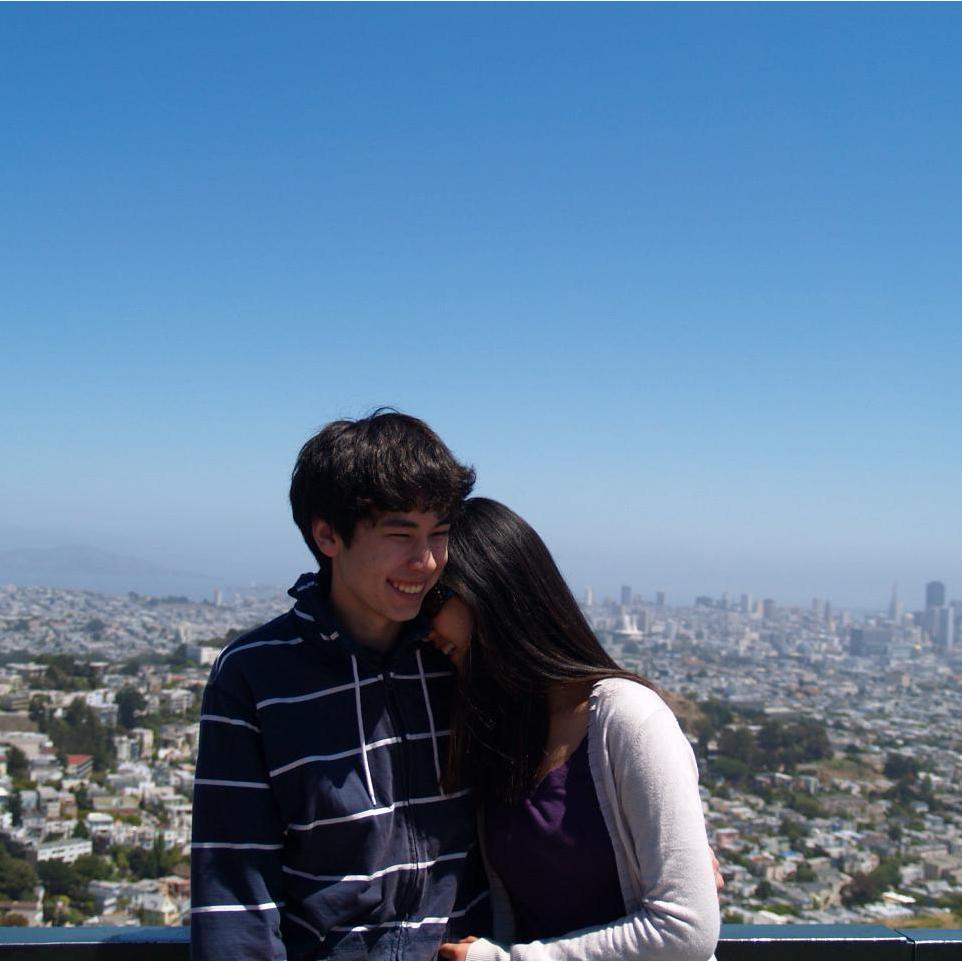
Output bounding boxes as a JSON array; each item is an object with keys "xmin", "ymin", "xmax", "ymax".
[{"xmin": 191, "ymin": 573, "xmax": 488, "ymax": 960}]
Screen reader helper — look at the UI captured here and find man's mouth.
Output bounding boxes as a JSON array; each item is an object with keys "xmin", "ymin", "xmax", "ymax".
[{"xmin": 388, "ymin": 579, "xmax": 426, "ymax": 597}]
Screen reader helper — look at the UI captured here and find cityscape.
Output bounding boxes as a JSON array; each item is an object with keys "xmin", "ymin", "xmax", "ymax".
[{"xmin": 0, "ymin": 575, "xmax": 959, "ymax": 931}]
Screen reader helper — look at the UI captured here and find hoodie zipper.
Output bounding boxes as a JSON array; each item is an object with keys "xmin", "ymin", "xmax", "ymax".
[{"xmin": 381, "ymin": 659, "xmax": 422, "ymax": 959}]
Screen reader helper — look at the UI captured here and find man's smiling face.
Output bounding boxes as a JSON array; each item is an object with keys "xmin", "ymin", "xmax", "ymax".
[{"xmin": 313, "ymin": 509, "xmax": 450, "ymax": 649}]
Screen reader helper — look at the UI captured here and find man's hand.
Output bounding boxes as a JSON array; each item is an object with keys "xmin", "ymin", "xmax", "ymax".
[{"xmin": 439, "ymin": 936, "xmax": 478, "ymax": 960}]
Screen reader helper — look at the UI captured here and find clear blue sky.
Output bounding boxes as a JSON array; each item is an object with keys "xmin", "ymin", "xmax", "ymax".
[{"xmin": 3, "ymin": 4, "xmax": 960, "ymax": 609}]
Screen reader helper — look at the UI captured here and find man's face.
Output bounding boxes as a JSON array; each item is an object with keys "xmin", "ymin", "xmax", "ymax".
[{"xmin": 314, "ymin": 510, "xmax": 450, "ymax": 647}]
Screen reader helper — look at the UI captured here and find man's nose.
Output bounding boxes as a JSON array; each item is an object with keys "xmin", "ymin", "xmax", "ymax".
[{"xmin": 409, "ymin": 542, "xmax": 438, "ymax": 572}]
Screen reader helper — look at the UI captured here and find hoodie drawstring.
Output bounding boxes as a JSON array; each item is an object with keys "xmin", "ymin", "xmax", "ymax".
[
  {"xmin": 351, "ymin": 654, "xmax": 377, "ymax": 805},
  {"xmin": 415, "ymin": 648, "xmax": 443, "ymax": 787}
]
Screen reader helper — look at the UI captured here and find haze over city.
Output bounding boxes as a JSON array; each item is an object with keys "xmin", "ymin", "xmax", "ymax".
[{"xmin": 3, "ymin": 5, "xmax": 961, "ymax": 609}]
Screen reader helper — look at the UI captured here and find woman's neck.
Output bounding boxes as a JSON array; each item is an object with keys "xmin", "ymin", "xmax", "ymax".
[{"xmin": 547, "ymin": 679, "xmax": 594, "ymax": 715}]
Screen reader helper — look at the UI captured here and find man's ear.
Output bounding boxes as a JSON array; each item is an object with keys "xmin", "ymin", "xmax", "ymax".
[{"xmin": 311, "ymin": 518, "xmax": 341, "ymax": 559}]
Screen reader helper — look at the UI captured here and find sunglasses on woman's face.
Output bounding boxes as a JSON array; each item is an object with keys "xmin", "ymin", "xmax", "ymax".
[{"xmin": 420, "ymin": 583, "xmax": 456, "ymax": 620}]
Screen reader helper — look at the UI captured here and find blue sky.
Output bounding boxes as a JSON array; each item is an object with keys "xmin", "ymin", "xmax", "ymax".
[{"xmin": 3, "ymin": 5, "xmax": 961, "ymax": 609}]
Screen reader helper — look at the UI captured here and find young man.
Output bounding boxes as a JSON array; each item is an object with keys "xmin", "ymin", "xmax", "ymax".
[{"xmin": 191, "ymin": 412, "xmax": 488, "ymax": 960}]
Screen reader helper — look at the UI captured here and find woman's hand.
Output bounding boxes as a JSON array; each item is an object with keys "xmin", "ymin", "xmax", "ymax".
[
  {"xmin": 438, "ymin": 936, "xmax": 478, "ymax": 960},
  {"xmin": 710, "ymin": 846, "xmax": 725, "ymax": 891}
]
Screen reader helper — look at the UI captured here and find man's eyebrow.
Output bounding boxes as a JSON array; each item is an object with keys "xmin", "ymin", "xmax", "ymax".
[{"xmin": 379, "ymin": 517, "xmax": 418, "ymax": 528}]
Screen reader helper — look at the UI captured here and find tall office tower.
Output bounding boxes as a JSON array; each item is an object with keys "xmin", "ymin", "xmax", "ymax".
[
  {"xmin": 740, "ymin": 593, "xmax": 752, "ymax": 614},
  {"xmin": 823, "ymin": 601, "xmax": 832, "ymax": 624},
  {"xmin": 927, "ymin": 581, "xmax": 947, "ymax": 608},
  {"xmin": 952, "ymin": 601, "xmax": 962, "ymax": 649},
  {"xmin": 621, "ymin": 585, "xmax": 632, "ymax": 607},
  {"xmin": 762, "ymin": 598, "xmax": 776, "ymax": 621},
  {"xmin": 931, "ymin": 606, "xmax": 955, "ymax": 652},
  {"xmin": 655, "ymin": 591, "xmax": 666, "ymax": 608},
  {"xmin": 811, "ymin": 597, "xmax": 821, "ymax": 614},
  {"xmin": 888, "ymin": 583, "xmax": 902, "ymax": 622},
  {"xmin": 720, "ymin": 592, "xmax": 730, "ymax": 610},
  {"xmin": 584, "ymin": 587, "xmax": 594, "ymax": 607}
]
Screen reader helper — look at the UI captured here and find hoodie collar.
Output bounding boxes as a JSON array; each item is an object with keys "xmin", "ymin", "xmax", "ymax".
[{"xmin": 287, "ymin": 572, "xmax": 428, "ymax": 667}]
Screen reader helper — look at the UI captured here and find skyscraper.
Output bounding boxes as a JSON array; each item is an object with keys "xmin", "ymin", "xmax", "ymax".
[
  {"xmin": 936, "ymin": 606, "xmax": 955, "ymax": 652},
  {"xmin": 888, "ymin": 583, "xmax": 902, "ymax": 622},
  {"xmin": 621, "ymin": 585, "xmax": 632, "ymax": 607},
  {"xmin": 927, "ymin": 581, "xmax": 946, "ymax": 608}
]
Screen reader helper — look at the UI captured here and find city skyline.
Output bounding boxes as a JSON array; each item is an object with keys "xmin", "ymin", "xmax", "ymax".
[{"xmin": 0, "ymin": 535, "xmax": 954, "ymax": 616}]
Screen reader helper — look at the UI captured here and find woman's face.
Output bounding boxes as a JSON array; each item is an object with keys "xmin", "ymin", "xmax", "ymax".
[{"xmin": 429, "ymin": 596, "xmax": 473, "ymax": 672}]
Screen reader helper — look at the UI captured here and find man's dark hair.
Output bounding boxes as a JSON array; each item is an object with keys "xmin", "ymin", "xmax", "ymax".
[{"xmin": 290, "ymin": 409, "xmax": 476, "ymax": 565}]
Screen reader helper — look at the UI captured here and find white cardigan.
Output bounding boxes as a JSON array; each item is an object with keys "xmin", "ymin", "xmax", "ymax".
[{"xmin": 466, "ymin": 678, "xmax": 720, "ymax": 961}]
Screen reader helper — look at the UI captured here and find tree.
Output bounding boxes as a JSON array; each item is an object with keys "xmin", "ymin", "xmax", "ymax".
[
  {"xmin": 0, "ymin": 847, "xmax": 38, "ymax": 901},
  {"xmin": 46, "ymin": 697, "xmax": 115, "ymax": 771},
  {"xmin": 780, "ymin": 816, "xmax": 807, "ymax": 848},
  {"xmin": 73, "ymin": 854, "xmax": 115, "ymax": 884},
  {"xmin": 116, "ymin": 687, "xmax": 147, "ymax": 730},
  {"xmin": 28, "ymin": 694, "xmax": 51, "ymax": 728},
  {"xmin": 6, "ymin": 791, "xmax": 21, "ymax": 827},
  {"xmin": 884, "ymin": 753, "xmax": 919, "ymax": 781},
  {"xmin": 754, "ymin": 879, "xmax": 774, "ymax": 900},
  {"xmin": 718, "ymin": 726, "xmax": 757, "ymax": 764},
  {"xmin": 5, "ymin": 746, "xmax": 29, "ymax": 781},
  {"xmin": 120, "ymin": 837, "xmax": 179, "ymax": 880},
  {"xmin": 697, "ymin": 699, "xmax": 734, "ymax": 735},
  {"xmin": 842, "ymin": 857, "xmax": 902, "ymax": 907}
]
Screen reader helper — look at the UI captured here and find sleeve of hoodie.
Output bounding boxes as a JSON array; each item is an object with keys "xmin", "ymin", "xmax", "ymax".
[
  {"xmin": 467, "ymin": 685, "xmax": 720, "ymax": 961},
  {"xmin": 191, "ymin": 666, "xmax": 288, "ymax": 961}
]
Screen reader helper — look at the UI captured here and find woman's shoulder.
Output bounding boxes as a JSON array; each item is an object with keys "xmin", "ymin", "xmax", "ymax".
[
  {"xmin": 589, "ymin": 678, "xmax": 697, "ymax": 777},
  {"xmin": 590, "ymin": 676, "xmax": 671, "ymax": 720}
]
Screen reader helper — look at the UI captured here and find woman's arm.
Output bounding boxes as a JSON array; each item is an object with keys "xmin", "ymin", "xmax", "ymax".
[{"xmin": 462, "ymin": 688, "xmax": 720, "ymax": 961}]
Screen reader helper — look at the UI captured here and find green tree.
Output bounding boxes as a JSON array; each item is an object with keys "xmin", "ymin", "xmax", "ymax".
[
  {"xmin": 116, "ymin": 687, "xmax": 147, "ymax": 730},
  {"xmin": 842, "ymin": 857, "xmax": 902, "ymax": 906},
  {"xmin": 884, "ymin": 753, "xmax": 919, "ymax": 781},
  {"xmin": 73, "ymin": 854, "xmax": 115, "ymax": 884},
  {"xmin": 46, "ymin": 697, "xmax": 115, "ymax": 771},
  {"xmin": 780, "ymin": 816, "xmax": 807, "ymax": 848},
  {"xmin": 5, "ymin": 746, "xmax": 29, "ymax": 781},
  {"xmin": 28, "ymin": 694, "xmax": 51, "ymax": 728},
  {"xmin": 754, "ymin": 879, "xmax": 774, "ymax": 900},
  {"xmin": 718, "ymin": 726, "xmax": 757, "ymax": 764},
  {"xmin": 0, "ymin": 846, "xmax": 38, "ymax": 901},
  {"xmin": 6, "ymin": 791, "xmax": 21, "ymax": 827}
]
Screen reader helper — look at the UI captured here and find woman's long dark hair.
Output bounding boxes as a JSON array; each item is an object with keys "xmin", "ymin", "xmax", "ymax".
[{"xmin": 442, "ymin": 498, "xmax": 655, "ymax": 802}]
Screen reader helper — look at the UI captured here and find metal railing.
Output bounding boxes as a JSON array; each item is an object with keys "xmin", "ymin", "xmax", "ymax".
[{"xmin": 0, "ymin": 925, "xmax": 960, "ymax": 960}]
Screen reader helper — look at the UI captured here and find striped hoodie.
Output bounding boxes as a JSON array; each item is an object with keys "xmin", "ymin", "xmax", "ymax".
[{"xmin": 190, "ymin": 573, "xmax": 489, "ymax": 960}]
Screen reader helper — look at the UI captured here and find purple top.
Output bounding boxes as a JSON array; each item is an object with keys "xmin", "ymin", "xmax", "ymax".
[{"xmin": 484, "ymin": 737, "xmax": 625, "ymax": 942}]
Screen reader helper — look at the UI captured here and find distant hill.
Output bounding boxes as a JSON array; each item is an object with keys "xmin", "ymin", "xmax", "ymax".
[{"xmin": 0, "ymin": 544, "xmax": 219, "ymax": 599}]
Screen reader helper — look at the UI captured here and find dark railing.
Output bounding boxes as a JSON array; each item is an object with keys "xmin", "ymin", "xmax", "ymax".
[{"xmin": 0, "ymin": 925, "xmax": 960, "ymax": 960}]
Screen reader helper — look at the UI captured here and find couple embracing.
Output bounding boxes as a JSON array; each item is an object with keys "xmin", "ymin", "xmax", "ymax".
[{"xmin": 190, "ymin": 410, "xmax": 720, "ymax": 961}]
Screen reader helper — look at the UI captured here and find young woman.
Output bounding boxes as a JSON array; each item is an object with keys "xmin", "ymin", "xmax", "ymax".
[{"xmin": 431, "ymin": 498, "xmax": 720, "ymax": 962}]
